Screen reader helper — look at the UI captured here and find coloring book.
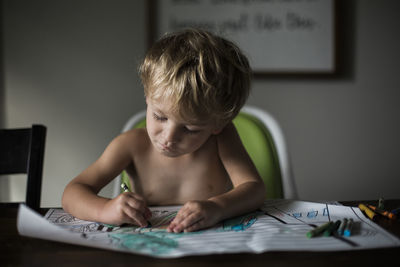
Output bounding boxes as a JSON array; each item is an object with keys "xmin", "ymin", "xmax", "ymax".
[{"xmin": 17, "ymin": 200, "xmax": 400, "ymax": 258}]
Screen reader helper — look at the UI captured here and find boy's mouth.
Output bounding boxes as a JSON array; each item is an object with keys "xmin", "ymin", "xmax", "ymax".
[
  {"xmin": 161, "ymin": 144, "xmax": 171, "ymax": 151},
  {"xmin": 159, "ymin": 143, "xmax": 175, "ymax": 153},
  {"xmin": 157, "ymin": 142, "xmax": 184, "ymax": 157}
]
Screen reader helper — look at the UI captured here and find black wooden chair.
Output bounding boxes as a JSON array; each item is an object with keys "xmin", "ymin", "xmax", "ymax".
[{"xmin": 0, "ymin": 124, "xmax": 47, "ymax": 210}]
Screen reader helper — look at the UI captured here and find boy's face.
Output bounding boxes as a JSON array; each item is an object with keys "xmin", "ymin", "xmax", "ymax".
[{"xmin": 146, "ymin": 98, "xmax": 222, "ymax": 158}]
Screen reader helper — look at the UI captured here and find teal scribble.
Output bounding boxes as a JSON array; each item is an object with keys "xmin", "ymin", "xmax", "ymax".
[
  {"xmin": 109, "ymin": 211, "xmax": 260, "ymax": 255},
  {"xmin": 110, "ymin": 227, "xmax": 204, "ymax": 255},
  {"xmin": 292, "ymin": 212, "xmax": 302, "ymax": 218},
  {"xmin": 222, "ymin": 211, "xmax": 260, "ymax": 231},
  {"xmin": 307, "ymin": 210, "xmax": 318, "ymax": 218},
  {"xmin": 111, "ymin": 231, "xmax": 181, "ymax": 255}
]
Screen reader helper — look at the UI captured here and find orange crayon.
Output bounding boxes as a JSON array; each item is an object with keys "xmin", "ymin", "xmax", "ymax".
[{"xmin": 367, "ymin": 204, "xmax": 397, "ymax": 220}]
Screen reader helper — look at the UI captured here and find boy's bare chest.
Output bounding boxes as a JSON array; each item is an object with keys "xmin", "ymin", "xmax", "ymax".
[{"xmin": 132, "ymin": 153, "xmax": 232, "ymax": 205}]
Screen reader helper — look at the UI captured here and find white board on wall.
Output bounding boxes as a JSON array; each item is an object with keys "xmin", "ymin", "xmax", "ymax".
[{"xmin": 152, "ymin": 0, "xmax": 335, "ymax": 75}]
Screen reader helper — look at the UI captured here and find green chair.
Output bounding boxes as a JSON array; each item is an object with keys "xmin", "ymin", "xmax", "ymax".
[{"xmin": 112, "ymin": 106, "xmax": 297, "ymax": 199}]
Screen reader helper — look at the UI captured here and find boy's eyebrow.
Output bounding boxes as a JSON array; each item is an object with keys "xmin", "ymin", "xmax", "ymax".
[
  {"xmin": 186, "ymin": 121, "xmax": 208, "ymax": 127},
  {"xmin": 150, "ymin": 103, "xmax": 210, "ymax": 126},
  {"xmin": 152, "ymin": 107, "xmax": 166, "ymax": 116}
]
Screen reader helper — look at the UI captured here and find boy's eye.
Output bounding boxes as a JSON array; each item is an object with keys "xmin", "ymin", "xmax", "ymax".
[
  {"xmin": 153, "ymin": 113, "xmax": 167, "ymax": 121},
  {"xmin": 184, "ymin": 127, "xmax": 201, "ymax": 135}
]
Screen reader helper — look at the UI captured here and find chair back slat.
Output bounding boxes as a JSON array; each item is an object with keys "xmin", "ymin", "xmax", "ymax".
[
  {"xmin": 0, "ymin": 125, "xmax": 47, "ymax": 210},
  {"xmin": 0, "ymin": 129, "xmax": 31, "ymax": 174}
]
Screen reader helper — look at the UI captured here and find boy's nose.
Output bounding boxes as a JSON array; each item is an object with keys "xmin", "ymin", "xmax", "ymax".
[{"xmin": 162, "ymin": 125, "xmax": 181, "ymax": 145}]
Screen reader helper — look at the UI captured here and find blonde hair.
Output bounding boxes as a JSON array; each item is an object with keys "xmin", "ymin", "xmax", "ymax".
[{"xmin": 139, "ymin": 28, "xmax": 251, "ymax": 125}]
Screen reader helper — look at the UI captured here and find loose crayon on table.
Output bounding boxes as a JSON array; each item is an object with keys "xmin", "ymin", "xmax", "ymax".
[
  {"xmin": 378, "ymin": 197, "xmax": 385, "ymax": 210},
  {"xmin": 323, "ymin": 220, "xmax": 341, "ymax": 237},
  {"xmin": 358, "ymin": 203, "xmax": 377, "ymax": 221},
  {"xmin": 367, "ymin": 204, "xmax": 397, "ymax": 220},
  {"xmin": 344, "ymin": 218, "xmax": 354, "ymax": 237},
  {"xmin": 306, "ymin": 222, "xmax": 333, "ymax": 238},
  {"xmin": 391, "ymin": 207, "xmax": 400, "ymax": 216},
  {"xmin": 337, "ymin": 218, "xmax": 348, "ymax": 236}
]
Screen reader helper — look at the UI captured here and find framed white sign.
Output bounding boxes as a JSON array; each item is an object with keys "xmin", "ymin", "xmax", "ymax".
[{"xmin": 149, "ymin": 0, "xmax": 336, "ymax": 76}]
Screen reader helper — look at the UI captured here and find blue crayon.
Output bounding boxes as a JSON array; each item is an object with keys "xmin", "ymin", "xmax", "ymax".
[
  {"xmin": 344, "ymin": 218, "xmax": 354, "ymax": 237},
  {"xmin": 391, "ymin": 207, "xmax": 400, "ymax": 216},
  {"xmin": 337, "ymin": 218, "xmax": 348, "ymax": 236}
]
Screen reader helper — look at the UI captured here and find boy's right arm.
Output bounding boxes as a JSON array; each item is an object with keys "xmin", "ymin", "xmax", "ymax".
[{"xmin": 61, "ymin": 131, "xmax": 151, "ymax": 226}]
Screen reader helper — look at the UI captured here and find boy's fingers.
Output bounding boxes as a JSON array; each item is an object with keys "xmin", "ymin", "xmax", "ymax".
[
  {"xmin": 145, "ymin": 208, "xmax": 152, "ymax": 219},
  {"xmin": 130, "ymin": 193, "xmax": 146, "ymax": 202},
  {"xmin": 167, "ymin": 218, "xmax": 181, "ymax": 232},
  {"xmin": 167, "ymin": 203, "xmax": 203, "ymax": 232},
  {"xmin": 125, "ymin": 195, "xmax": 149, "ymax": 215},
  {"xmin": 126, "ymin": 201, "xmax": 146, "ymax": 215},
  {"xmin": 180, "ymin": 212, "xmax": 201, "ymax": 228},
  {"xmin": 172, "ymin": 213, "xmax": 202, "ymax": 233},
  {"xmin": 174, "ymin": 206, "xmax": 192, "ymax": 222},
  {"xmin": 123, "ymin": 206, "xmax": 148, "ymax": 227},
  {"xmin": 183, "ymin": 220, "xmax": 204, "ymax": 232},
  {"xmin": 122, "ymin": 192, "xmax": 148, "ymax": 206},
  {"xmin": 167, "ymin": 218, "xmax": 178, "ymax": 231},
  {"xmin": 131, "ymin": 195, "xmax": 152, "ymax": 218}
]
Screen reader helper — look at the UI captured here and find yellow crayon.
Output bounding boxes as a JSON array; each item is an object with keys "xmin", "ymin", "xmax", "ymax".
[{"xmin": 358, "ymin": 203, "xmax": 377, "ymax": 221}]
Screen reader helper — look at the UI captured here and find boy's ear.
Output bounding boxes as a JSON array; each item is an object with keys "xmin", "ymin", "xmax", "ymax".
[
  {"xmin": 212, "ymin": 129, "xmax": 222, "ymax": 135},
  {"xmin": 212, "ymin": 125, "xmax": 225, "ymax": 135},
  {"xmin": 212, "ymin": 120, "xmax": 230, "ymax": 135}
]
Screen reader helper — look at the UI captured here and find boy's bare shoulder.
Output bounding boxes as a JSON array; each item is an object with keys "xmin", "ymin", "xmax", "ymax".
[
  {"xmin": 216, "ymin": 122, "xmax": 243, "ymax": 154},
  {"xmin": 115, "ymin": 128, "xmax": 150, "ymax": 152}
]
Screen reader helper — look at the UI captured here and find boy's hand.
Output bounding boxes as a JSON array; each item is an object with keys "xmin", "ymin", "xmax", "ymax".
[
  {"xmin": 167, "ymin": 200, "xmax": 221, "ymax": 233},
  {"xmin": 101, "ymin": 192, "xmax": 152, "ymax": 227}
]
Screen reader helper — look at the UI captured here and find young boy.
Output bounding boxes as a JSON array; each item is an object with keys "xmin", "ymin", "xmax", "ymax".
[{"xmin": 62, "ymin": 29, "xmax": 266, "ymax": 233}]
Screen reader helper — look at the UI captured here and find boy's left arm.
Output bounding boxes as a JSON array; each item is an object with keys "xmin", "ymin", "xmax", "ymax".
[{"xmin": 167, "ymin": 123, "xmax": 266, "ymax": 233}]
